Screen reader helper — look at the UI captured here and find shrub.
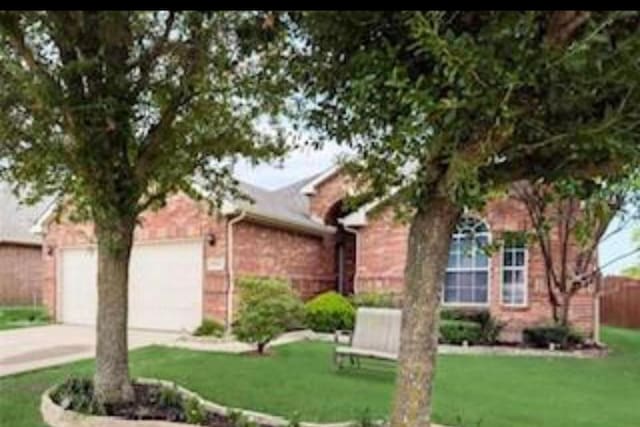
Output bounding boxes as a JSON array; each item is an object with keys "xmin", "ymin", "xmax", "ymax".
[
  {"xmin": 0, "ymin": 306, "xmax": 50, "ymax": 325},
  {"xmin": 441, "ymin": 308, "xmax": 504, "ymax": 345},
  {"xmin": 441, "ymin": 308, "xmax": 490, "ymax": 324},
  {"xmin": 193, "ymin": 318, "xmax": 225, "ymax": 337},
  {"xmin": 157, "ymin": 383, "xmax": 184, "ymax": 409},
  {"xmin": 304, "ymin": 291, "xmax": 355, "ymax": 332},
  {"xmin": 350, "ymin": 292, "xmax": 399, "ymax": 308},
  {"xmin": 228, "ymin": 410, "xmax": 259, "ymax": 427},
  {"xmin": 184, "ymin": 397, "xmax": 206, "ymax": 424},
  {"xmin": 50, "ymin": 377, "xmax": 104, "ymax": 415},
  {"xmin": 439, "ymin": 320, "xmax": 483, "ymax": 345},
  {"xmin": 523, "ymin": 325, "xmax": 584, "ymax": 349},
  {"xmin": 233, "ymin": 276, "xmax": 304, "ymax": 354},
  {"xmin": 478, "ymin": 315, "xmax": 505, "ymax": 345}
]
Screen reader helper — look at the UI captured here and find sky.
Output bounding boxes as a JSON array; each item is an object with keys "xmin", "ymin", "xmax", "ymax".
[{"xmin": 234, "ymin": 144, "xmax": 639, "ymax": 276}]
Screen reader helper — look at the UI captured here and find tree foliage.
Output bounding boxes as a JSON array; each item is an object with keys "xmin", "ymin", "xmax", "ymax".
[
  {"xmin": 0, "ymin": 11, "xmax": 289, "ymax": 234},
  {"xmin": 233, "ymin": 276, "xmax": 305, "ymax": 354},
  {"xmin": 290, "ymin": 11, "xmax": 640, "ymax": 427},
  {"xmin": 0, "ymin": 11, "xmax": 291, "ymax": 405},
  {"xmin": 511, "ymin": 175, "xmax": 639, "ymax": 325},
  {"xmin": 293, "ymin": 11, "xmax": 640, "ymax": 210}
]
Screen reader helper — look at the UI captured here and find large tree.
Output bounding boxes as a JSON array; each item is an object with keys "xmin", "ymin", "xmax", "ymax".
[
  {"xmin": 0, "ymin": 11, "xmax": 287, "ymax": 405},
  {"xmin": 292, "ymin": 11, "xmax": 640, "ymax": 427}
]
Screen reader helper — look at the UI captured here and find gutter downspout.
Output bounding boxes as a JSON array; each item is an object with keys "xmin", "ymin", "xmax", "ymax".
[
  {"xmin": 343, "ymin": 226, "xmax": 359, "ymax": 294},
  {"xmin": 226, "ymin": 211, "xmax": 246, "ymax": 333}
]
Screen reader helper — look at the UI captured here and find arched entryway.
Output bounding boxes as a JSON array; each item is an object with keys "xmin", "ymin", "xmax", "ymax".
[{"xmin": 325, "ymin": 200, "xmax": 357, "ymax": 295}]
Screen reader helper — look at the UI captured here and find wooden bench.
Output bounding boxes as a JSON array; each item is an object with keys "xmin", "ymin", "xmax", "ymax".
[{"xmin": 334, "ymin": 307, "xmax": 402, "ymax": 368}]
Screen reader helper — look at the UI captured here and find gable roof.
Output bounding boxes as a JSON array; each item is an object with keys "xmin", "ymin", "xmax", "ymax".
[
  {"xmin": 32, "ymin": 171, "xmax": 337, "ymax": 237},
  {"xmin": 340, "ymin": 186, "xmax": 401, "ymax": 227},
  {"xmin": 299, "ymin": 166, "xmax": 340, "ymax": 195},
  {"xmin": 230, "ymin": 180, "xmax": 333, "ymax": 234},
  {"xmin": 0, "ymin": 182, "xmax": 53, "ymax": 245}
]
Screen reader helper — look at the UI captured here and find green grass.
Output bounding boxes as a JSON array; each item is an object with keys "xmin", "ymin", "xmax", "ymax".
[
  {"xmin": 1, "ymin": 327, "xmax": 639, "ymax": 427},
  {"xmin": 0, "ymin": 306, "xmax": 50, "ymax": 331}
]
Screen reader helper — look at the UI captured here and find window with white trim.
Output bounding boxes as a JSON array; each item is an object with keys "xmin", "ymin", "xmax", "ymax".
[
  {"xmin": 502, "ymin": 242, "xmax": 527, "ymax": 306},
  {"xmin": 443, "ymin": 217, "xmax": 490, "ymax": 305}
]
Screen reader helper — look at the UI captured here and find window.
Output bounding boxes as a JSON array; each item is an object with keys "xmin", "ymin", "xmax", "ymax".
[
  {"xmin": 502, "ymin": 242, "xmax": 527, "ymax": 306},
  {"xmin": 443, "ymin": 217, "xmax": 490, "ymax": 305}
]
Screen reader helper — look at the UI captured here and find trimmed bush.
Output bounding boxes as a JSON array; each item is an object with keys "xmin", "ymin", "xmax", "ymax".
[
  {"xmin": 350, "ymin": 292, "xmax": 399, "ymax": 308},
  {"xmin": 439, "ymin": 320, "xmax": 483, "ymax": 345},
  {"xmin": 441, "ymin": 308, "xmax": 490, "ymax": 324},
  {"xmin": 304, "ymin": 291, "xmax": 355, "ymax": 332},
  {"xmin": 441, "ymin": 308, "xmax": 504, "ymax": 345},
  {"xmin": 233, "ymin": 276, "xmax": 304, "ymax": 354},
  {"xmin": 523, "ymin": 325, "xmax": 584, "ymax": 349},
  {"xmin": 193, "ymin": 318, "xmax": 225, "ymax": 337}
]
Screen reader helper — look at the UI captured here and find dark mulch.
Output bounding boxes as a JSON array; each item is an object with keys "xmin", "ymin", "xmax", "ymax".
[{"xmin": 53, "ymin": 380, "xmax": 272, "ymax": 427}]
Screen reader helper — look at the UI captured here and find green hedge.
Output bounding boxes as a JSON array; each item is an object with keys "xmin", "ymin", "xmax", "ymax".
[
  {"xmin": 193, "ymin": 318, "xmax": 224, "ymax": 337},
  {"xmin": 523, "ymin": 325, "xmax": 584, "ymax": 349},
  {"xmin": 439, "ymin": 320, "xmax": 483, "ymax": 345},
  {"xmin": 304, "ymin": 291, "xmax": 355, "ymax": 332},
  {"xmin": 441, "ymin": 308, "xmax": 504, "ymax": 345}
]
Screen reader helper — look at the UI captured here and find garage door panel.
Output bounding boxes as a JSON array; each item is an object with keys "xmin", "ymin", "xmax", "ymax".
[
  {"xmin": 61, "ymin": 241, "xmax": 203, "ymax": 332},
  {"xmin": 60, "ymin": 248, "xmax": 97, "ymax": 326}
]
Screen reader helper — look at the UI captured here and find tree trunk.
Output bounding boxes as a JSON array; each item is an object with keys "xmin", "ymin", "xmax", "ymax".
[
  {"xmin": 558, "ymin": 292, "xmax": 573, "ymax": 327},
  {"xmin": 391, "ymin": 197, "xmax": 460, "ymax": 427},
  {"xmin": 257, "ymin": 342, "xmax": 267, "ymax": 354},
  {"xmin": 548, "ymin": 286, "xmax": 560, "ymax": 324},
  {"xmin": 93, "ymin": 219, "xmax": 136, "ymax": 406}
]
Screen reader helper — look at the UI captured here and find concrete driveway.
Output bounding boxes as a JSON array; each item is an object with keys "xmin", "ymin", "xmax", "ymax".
[{"xmin": 0, "ymin": 324, "xmax": 179, "ymax": 377}]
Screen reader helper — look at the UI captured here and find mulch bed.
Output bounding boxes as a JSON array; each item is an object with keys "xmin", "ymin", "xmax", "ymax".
[{"xmin": 53, "ymin": 381, "xmax": 272, "ymax": 427}]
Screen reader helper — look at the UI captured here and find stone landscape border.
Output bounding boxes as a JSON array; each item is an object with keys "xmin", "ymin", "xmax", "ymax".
[
  {"xmin": 173, "ymin": 330, "xmax": 608, "ymax": 359},
  {"xmin": 41, "ymin": 377, "xmax": 369, "ymax": 427}
]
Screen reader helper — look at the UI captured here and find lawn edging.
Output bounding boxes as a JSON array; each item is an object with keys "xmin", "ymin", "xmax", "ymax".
[{"xmin": 40, "ymin": 377, "xmax": 369, "ymax": 427}]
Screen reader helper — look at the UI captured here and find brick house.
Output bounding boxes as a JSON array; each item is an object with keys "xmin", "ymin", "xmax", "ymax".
[
  {"xmin": 0, "ymin": 182, "xmax": 51, "ymax": 305},
  {"xmin": 36, "ymin": 166, "xmax": 596, "ymax": 339}
]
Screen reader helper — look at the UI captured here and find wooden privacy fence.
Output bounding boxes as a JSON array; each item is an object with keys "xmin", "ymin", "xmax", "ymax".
[{"xmin": 600, "ymin": 276, "xmax": 640, "ymax": 329}]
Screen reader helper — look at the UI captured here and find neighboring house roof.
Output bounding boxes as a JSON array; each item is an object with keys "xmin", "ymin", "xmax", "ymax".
[{"xmin": 0, "ymin": 182, "xmax": 53, "ymax": 245}]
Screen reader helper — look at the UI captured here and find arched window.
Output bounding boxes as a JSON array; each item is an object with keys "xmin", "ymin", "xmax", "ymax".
[{"xmin": 443, "ymin": 216, "xmax": 490, "ymax": 305}]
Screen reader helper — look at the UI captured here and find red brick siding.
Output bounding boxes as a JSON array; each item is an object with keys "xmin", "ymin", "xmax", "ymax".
[
  {"xmin": 0, "ymin": 243, "xmax": 43, "ymax": 305},
  {"xmin": 309, "ymin": 172, "xmax": 352, "ymax": 222},
  {"xmin": 356, "ymin": 197, "xmax": 595, "ymax": 339},
  {"xmin": 42, "ymin": 193, "xmax": 228, "ymax": 324},
  {"xmin": 42, "ymin": 193, "xmax": 338, "ymax": 327},
  {"xmin": 232, "ymin": 220, "xmax": 336, "ymax": 299},
  {"xmin": 356, "ymin": 208, "xmax": 408, "ymax": 294}
]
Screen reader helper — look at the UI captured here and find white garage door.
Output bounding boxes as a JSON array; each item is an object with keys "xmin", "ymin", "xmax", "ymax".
[{"xmin": 60, "ymin": 241, "xmax": 203, "ymax": 332}]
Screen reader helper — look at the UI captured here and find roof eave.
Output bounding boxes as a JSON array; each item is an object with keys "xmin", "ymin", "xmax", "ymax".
[
  {"xmin": 339, "ymin": 210, "xmax": 368, "ymax": 227},
  {"xmin": 0, "ymin": 239, "xmax": 42, "ymax": 247},
  {"xmin": 30, "ymin": 199, "xmax": 60, "ymax": 235},
  {"xmin": 300, "ymin": 166, "xmax": 341, "ymax": 195},
  {"xmin": 241, "ymin": 208, "xmax": 336, "ymax": 236}
]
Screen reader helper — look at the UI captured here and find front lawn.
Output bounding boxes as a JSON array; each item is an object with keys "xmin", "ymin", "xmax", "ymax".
[
  {"xmin": 1, "ymin": 327, "xmax": 638, "ymax": 427},
  {"xmin": 0, "ymin": 306, "xmax": 50, "ymax": 331}
]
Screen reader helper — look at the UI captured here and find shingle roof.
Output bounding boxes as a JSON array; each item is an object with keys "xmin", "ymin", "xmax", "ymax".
[
  {"xmin": 234, "ymin": 171, "xmax": 330, "ymax": 233},
  {"xmin": 0, "ymin": 182, "xmax": 53, "ymax": 245},
  {"xmin": 31, "ymin": 167, "xmax": 338, "ymax": 237}
]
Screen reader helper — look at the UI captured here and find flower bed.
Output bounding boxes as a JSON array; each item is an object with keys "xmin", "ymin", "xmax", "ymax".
[{"xmin": 41, "ymin": 378, "xmax": 356, "ymax": 427}]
